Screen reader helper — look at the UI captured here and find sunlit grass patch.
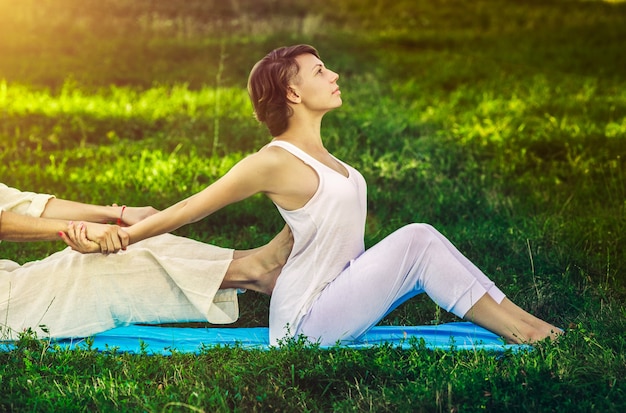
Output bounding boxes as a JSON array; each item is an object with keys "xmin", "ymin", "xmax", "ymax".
[{"xmin": 0, "ymin": 80, "xmax": 254, "ymax": 138}]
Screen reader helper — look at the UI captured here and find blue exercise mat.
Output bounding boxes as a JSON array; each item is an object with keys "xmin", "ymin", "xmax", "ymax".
[{"xmin": 20, "ymin": 322, "xmax": 528, "ymax": 354}]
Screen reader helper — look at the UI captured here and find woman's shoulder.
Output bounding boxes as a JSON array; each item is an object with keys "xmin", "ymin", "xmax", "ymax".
[
  {"xmin": 232, "ymin": 144, "xmax": 295, "ymax": 178},
  {"xmin": 255, "ymin": 143, "xmax": 297, "ymax": 164}
]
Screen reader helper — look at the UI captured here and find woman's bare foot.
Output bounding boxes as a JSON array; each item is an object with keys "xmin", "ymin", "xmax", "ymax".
[
  {"xmin": 221, "ymin": 225, "xmax": 294, "ymax": 295},
  {"xmin": 502, "ymin": 322, "xmax": 563, "ymax": 344},
  {"xmin": 499, "ymin": 298, "xmax": 563, "ymax": 343},
  {"xmin": 463, "ymin": 295, "xmax": 563, "ymax": 345}
]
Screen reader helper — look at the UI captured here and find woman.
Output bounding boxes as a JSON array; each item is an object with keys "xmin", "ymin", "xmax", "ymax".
[
  {"xmin": 1, "ymin": 183, "xmax": 292, "ymax": 339},
  {"xmin": 96, "ymin": 45, "xmax": 561, "ymax": 346}
]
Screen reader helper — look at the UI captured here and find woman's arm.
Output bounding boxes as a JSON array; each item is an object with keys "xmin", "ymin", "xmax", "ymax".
[{"xmin": 122, "ymin": 149, "xmax": 286, "ymax": 246}]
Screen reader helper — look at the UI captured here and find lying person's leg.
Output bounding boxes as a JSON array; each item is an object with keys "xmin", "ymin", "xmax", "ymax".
[
  {"xmin": 1, "ymin": 228, "xmax": 292, "ymax": 339},
  {"xmin": 67, "ymin": 221, "xmax": 293, "ymax": 295}
]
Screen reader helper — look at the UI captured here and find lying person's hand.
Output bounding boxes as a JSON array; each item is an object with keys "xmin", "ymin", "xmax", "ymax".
[
  {"xmin": 59, "ymin": 221, "xmax": 100, "ymax": 253},
  {"xmin": 60, "ymin": 221, "xmax": 129, "ymax": 254},
  {"xmin": 119, "ymin": 206, "xmax": 159, "ymax": 226},
  {"xmin": 110, "ymin": 204, "xmax": 159, "ymax": 226}
]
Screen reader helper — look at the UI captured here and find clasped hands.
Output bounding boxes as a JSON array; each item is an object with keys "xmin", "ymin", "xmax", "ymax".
[
  {"xmin": 58, "ymin": 206, "xmax": 155, "ymax": 254},
  {"xmin": 61, "ymin": 221, "xmax": 130, "ymax": 254}
]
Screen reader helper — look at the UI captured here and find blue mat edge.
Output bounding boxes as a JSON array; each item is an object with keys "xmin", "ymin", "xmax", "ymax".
[{"xmin": 1, "ymin": 322, "xmax": 531, "ymax": 354}]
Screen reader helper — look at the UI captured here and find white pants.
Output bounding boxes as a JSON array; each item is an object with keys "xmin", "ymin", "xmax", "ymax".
[
  {"xmin": 1, "ymin": 234, "xmax": 237, "ymax": 340},
  {"xmin": 296, "ymin": 223, "xmax": 505, "ymax": 345}
]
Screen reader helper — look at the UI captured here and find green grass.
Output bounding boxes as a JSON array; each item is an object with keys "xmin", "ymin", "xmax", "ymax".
[
  {"xmin": 1, "ymin": 326, "xmax": 624, "ymax": 412},
  {"xmin": 1, "ymin": 0, "xmax": 625, "ymax": 411}
]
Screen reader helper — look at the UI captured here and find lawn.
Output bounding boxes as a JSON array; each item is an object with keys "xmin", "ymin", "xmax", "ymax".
[{"xmin": 1, "ymin": 0, "xmax": 625, "ymax": 411}]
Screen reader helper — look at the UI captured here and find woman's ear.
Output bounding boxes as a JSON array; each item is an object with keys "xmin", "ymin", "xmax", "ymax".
[{"xmin": 286, "ymin": 86, "xmax": 301, "ymax": 104}]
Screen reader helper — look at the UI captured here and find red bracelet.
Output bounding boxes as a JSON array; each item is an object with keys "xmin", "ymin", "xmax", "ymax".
[{"xmin": 116, "ymin": 205, "xmax": 126, "ymax": 225}]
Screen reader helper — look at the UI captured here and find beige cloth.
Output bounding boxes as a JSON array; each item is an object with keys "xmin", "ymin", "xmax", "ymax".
[
  {"xmin": 1, "ymin": 183, "xmax": 239, "ymax": 340},
  {"xmin": 0, "ymin": 182, "xmax": 55, "ymax": 219}
]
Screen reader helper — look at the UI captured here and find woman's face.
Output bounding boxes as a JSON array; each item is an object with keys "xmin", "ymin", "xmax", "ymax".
[{"xmin": 290, "ymin": 53, "xmax": 341, "ymax": 113}]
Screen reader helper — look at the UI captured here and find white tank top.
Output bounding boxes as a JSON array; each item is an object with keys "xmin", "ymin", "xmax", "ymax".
[{"xmin": 267, "ymin": 141, "xmax": 367, "ymax": 344}]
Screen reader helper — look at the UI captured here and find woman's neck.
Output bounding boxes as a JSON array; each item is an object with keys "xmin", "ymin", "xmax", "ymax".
[{"xmin": 276, "ymin": 114, "xmax": 325, "ymax": 150}]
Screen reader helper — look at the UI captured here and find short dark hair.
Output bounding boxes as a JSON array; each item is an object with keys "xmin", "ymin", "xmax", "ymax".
[{"xmin": 247, "ymin": 44, "xmax": 320, "ymax": 137}]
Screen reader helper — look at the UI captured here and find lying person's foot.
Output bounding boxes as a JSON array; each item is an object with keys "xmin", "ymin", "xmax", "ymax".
[
  {"xmin": 222, "ymin": 225, "xmax": 294, "ymax": 295},
  {"xmin": 251, "ymin": 225, "xmax": 294, "ymax": 294}
]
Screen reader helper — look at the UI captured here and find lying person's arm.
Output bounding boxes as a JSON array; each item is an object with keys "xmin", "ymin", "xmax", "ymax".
[
  {"xmin": 41, "ymin": 199, "xmax": 158, "ymax": 226},
  {"xmin": 0, "ymin": 209, "xmax": 119, "ymax": 253},
  {"xmin": 0, "ymin": 210, "xmax": 68, "ymax": 242},
  {"xmin": 0, "ymin": 182, "xmax": 157, "ymax": 253}
]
